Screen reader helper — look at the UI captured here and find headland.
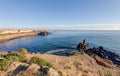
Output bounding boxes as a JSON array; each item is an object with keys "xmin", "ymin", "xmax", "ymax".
[{"xmin": 0, "ymin": 30, "xmax": 51, "ymax": 42}]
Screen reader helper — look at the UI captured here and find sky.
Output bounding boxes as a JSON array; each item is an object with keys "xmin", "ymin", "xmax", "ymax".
[{"xmin": 0, "ymin": 0, "xmax": 120, "ymax": 30}]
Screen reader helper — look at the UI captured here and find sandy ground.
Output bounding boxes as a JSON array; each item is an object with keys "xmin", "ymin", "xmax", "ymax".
[
  {"xmin": 25, "ymin": 53, "xmax": 120, "ymax": 76},
  {"xmin": 0, "ymin": 30, "xmax": 50, "ymax": 42}
]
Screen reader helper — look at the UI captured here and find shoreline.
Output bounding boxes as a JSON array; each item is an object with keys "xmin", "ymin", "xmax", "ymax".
[
  {"xmin": 0, "ymin": 30, "xmax": 50, "ymax": 43},
  {"xmin": 0, "ymin": 50, "xmax": 120, "ymax": 76}
]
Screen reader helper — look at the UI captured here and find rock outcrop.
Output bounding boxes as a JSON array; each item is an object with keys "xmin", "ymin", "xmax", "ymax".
[
  {"xmin": 6, "ymin": 61, "xmax": 28, "ymax": 76},
  {"xmin": 0, "ymin": 52, "xmax": 120, "ymax": 76},
  {"xmin": 77, "ymin": 39, "xmax": 88, "ymax": 52},
  {"xmin": 25, "ymin": 53, "xmax": 120, "ymax": 76},
  {"xmin": 4, "ymin": 61, "xmax": 59, "ymax": 76},
  {"xmin": 85, "ymin": 46, "xmax": 120, "ymax": 66},
  {"xmin": 23, "ymin": 64, "xmax": 41, "ymax": 76},
  {"xmin": 77, "ymin": 39, "xmax": 120, "ymax": 67}
]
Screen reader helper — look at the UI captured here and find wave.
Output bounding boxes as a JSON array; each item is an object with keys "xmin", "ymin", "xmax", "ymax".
[{"xmin": 45, "ymin": 49, "xmax": 67, "ymax": 54}]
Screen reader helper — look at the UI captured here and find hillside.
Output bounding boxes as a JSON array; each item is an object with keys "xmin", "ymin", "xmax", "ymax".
[{"xmin": 0, "ymin": 50, "xmax": 120, "ymax": 76}]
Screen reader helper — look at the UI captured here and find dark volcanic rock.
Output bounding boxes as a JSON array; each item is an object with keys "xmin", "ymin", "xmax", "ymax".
[
  {"xmin": 77, "ymin": 39, "xmax": 88, "ymax": 52},
  {"xmin": 77, "ymin": 39, "xmax": 120, "ymax": 67},
  {"xmin": 38, "ymin": 31, "xmax": 50, "ymax": 36},
  {"xmin": 85, "ymin": 46, "xmax": 120, "ymax": 66}
]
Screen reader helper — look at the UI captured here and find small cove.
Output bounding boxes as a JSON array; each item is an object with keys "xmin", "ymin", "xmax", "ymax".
[{"xmin": 0, "ymin": 30, "xmax": 120, "ymax": 55}]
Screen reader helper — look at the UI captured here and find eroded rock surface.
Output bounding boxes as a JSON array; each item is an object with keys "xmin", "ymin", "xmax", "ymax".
[{"xmin": 85, "ymin": 46, "xmax": 120, "ymax": 66}]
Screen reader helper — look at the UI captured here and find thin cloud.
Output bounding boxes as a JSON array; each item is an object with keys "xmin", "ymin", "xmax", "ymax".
[
  {"xmin": 0, "ymin": 24, "xmax": 120, "ymax": 30},
  {"xmin": 50, "ymin": 24, "xmax": 120, "ymax": 30}
]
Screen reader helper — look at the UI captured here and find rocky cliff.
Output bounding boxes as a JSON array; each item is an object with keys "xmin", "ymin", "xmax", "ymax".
[{"xmin": 0, "ymin": 52, "xmax": 120, "ymax": 76}]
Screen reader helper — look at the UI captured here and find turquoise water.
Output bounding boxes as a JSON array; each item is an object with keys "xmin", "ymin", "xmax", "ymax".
[{"xmin": 0, "ymin": 30, "xmax": 120, "ymax": 55}]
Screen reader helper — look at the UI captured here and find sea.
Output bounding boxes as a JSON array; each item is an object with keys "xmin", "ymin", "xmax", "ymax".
[{"xmin": 0, "ymin": 30, "xmax": 120, "ymax": 55}]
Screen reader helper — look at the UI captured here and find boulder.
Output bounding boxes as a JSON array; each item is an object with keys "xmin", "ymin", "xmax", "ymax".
[
  {"xmin": 47, "ymin": 68, "xmax": 59, "ymax": 76},
  {"xmin": 7, "ymin": 61, "xmax": 28, "ymax": 73},
  {"xmin": 77, "ymin": 39, "xmax": 88, "ymax": 52},
  {"xmin": 23, "ymin": 64, "xmax": 40, "ymax": 76},
  {"xmin": 40, "ymin": 66, "xmax": 59, "ymax": 76},
  {"xmin": 7, "ymin": 61, "xmax": 28, "ymax": 76}
]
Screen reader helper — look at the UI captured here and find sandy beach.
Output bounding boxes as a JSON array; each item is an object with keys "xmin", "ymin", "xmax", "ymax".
[{"xmin": 0, "ymin": 30, "xmax": 50, "ymax": 43}]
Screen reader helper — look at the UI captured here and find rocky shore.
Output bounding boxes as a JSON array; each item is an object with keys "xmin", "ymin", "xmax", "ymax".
[
  {"xmin": 0, "ymin": 30, "xmax": 51, "ymax": 42},
  {"xmin": 85, "ymin": 46, "xmax": 120, "ymax": 67},
  {"xmin": 0, "ymin": 39, "xmax": 120, "ymax": 76},
  {"xmin": 76, "ymin": 39, "xmax": 120, "ymax": 67},
  {"xmin": 0, "ymin": 47, "xmax": 120, "ymax": 76}
]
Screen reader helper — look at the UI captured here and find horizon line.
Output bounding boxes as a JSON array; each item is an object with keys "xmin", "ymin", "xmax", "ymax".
[{"xmin": 0, "ymin": 24, "xmax": 120, "ymax": 30}]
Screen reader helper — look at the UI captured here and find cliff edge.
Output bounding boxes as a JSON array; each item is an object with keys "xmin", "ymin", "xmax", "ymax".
[{"xmin": 0, "ymin": 51, "xmax": 120, "ymax": 76}]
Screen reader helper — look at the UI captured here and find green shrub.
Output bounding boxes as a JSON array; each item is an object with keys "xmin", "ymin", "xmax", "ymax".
[
  {"xmin": 29, "ymin": 57, "xmax": 54, "ymax": 68},
  {"xmin": 0, "ymin": 54, "xmax": 4, "ymax": 59},
  {"xmin": 5, "ymin": 52, "xmax": 26, "ymax": 62},
  {"xmin": 0, "ymin": 58, "xmax": 11, "ymax": 70},
  {"xmin": 0, "ymin": 52, "xmax": 26, "ymax": 71},
  {"xmin": 19, "ymin": 48, "xmax": 28, "ymax": 55}
]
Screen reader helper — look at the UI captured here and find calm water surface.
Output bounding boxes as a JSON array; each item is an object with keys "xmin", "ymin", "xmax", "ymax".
[{"xmin": 0, "ymin": 30, "xmax": 120, "ymax": 55}]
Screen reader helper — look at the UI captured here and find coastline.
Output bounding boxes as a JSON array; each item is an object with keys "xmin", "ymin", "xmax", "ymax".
[
  {"xmin": 0, "ymin": 30, "xmax": 120, "ymax": 76},
  {"xmin": 0, "ymin": 50, "xmax": 120, "ymax": 76},
  {"xmin": 0, "ymin": 30, "xmax": 50, "ymax": 43}
]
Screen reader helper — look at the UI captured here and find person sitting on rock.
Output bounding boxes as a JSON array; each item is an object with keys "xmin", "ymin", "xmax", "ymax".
[{"xmin": 77, "ymin": 39, "xmax": 88, "ymax": 52}]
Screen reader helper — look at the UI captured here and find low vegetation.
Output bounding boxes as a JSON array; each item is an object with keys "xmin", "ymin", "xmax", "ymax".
[
  {"xmin": 0, "ymin": 48, "xmax": 55, "ymax": 71},
  {"xmin": 104, "ymin": 68, "xmax": 112, "ymax": 76},
  {"xmin": 0, "ymin": 52, "xmax": 26, "ymax": 70},
  {"xmin": 29, "ymin": 56, "xmax": 54, "ymax": 68},
  {"xmin": 19, "ymin": 48, "xmax": 28, "ymax": 55},
  {"xmin": 5, "ymin": 52, "xmax": 26, "ymax": 62}
]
